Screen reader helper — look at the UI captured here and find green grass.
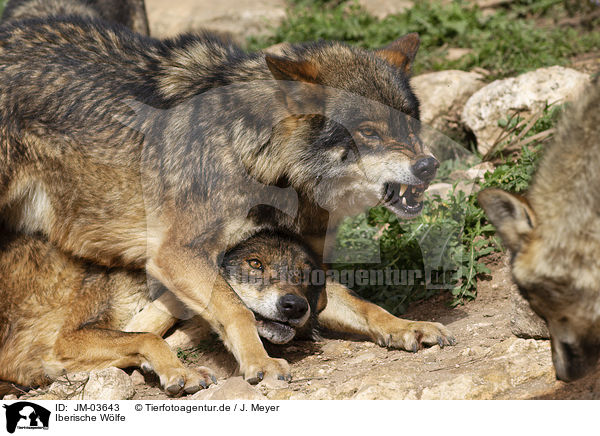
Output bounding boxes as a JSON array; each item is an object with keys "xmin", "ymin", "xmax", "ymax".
[
  {"xmin": 249, "ymin": 0, "xmax": 600, "ymax": 78},
  {"xmin": 331, "ymin": 104, "xmax": 560, "ymax": 314}
]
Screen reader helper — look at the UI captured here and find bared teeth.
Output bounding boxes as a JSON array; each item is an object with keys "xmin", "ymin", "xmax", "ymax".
[{"xmin": 399, "ymin": 184, "xmax": 408, "ymax": 196}]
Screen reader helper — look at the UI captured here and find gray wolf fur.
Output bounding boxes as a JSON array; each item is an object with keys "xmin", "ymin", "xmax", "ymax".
[
  {"xmin": 0, "ymin": 17, "xmax": 454, "ymax": 383},
  {"xmin": 478, "ymin": 77, "xmax": 600, "ymax": 382},
  {"xmin": 2, "ymin": 0, "xmax": 150, "ymax": 34}
]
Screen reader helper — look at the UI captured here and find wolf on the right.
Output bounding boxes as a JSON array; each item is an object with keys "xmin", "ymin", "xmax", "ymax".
[{"xmin": 479, "ymin": 77, "xmax": 600, "ymax": 382}]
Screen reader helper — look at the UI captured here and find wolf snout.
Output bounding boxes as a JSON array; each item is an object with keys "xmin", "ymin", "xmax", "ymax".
[
  {"xmin": 277, "ymin": 294, "xmax": 309, "ymax": 320},
  {"xmin": 411, "ymin": 156, "xmax": 439, "ymax": 183},
  {"xmin": 553, "ymin": 339, "xmax": 600, "ymax": 382}
]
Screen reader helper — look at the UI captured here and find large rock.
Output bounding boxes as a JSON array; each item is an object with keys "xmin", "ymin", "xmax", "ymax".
[
  {"xmin": 419, "ymin": 338, "xmax": 554, "ymax": 399},
  {"xmin": 462, "ymin": 66, "xmax": 590, "ymax": 154},
  {"xmin": 146, "ymin": 0, "xmax": 286, "ymax": 40},
  {"xmin": 190, "ymin": 376, "xmax": 266, "ymax": 400},
  {"xmin": 411, "ymin": 70, "xmax": 485, "ymax": 133},
  {"xmin": 510, "ymin": 286, "xmax": 550, "ymax": 340},
  {"xmin": 47, "ymin": 368, "xmax": 135, "ymax": 400}
]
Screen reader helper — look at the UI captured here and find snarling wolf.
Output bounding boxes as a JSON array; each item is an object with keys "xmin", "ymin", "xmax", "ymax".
[
  {"xmin": 478, "ymin": 77, "xmax": 600, "ymax": 382},
  {"xmin": 2, "ymin": 0, "xmax": 150, "ymax": 34},
  {"xmin": 0, "ymin": 18, "xmax": 454, "ymax": 383},
  {"xmin": 0, "ymin": 229, "xmax": 322, "ymax": 395}
]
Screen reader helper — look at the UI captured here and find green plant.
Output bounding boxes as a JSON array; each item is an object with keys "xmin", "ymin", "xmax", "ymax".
[{"xmin": 332, "ymin": 104, "xmax": 559, "ymax": 314}]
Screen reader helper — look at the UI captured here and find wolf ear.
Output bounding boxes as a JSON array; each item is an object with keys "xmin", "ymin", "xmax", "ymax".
[
  {"xmin": 265, "ymin": 55, "xmax": 320, "ymax": 83},
  {"xmin": 375, "ymin": 33, "xmax": 420, "ymax": 75},
  {"xmin": 478, "ymin": 188, "xmax": 536, "ymax": 253}
]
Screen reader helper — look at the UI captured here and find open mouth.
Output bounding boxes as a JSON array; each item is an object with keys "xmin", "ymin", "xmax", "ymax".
[
  {"xmin": 255, "ymin": 315, "xmax": 296, "ymax": 344},
  {"xmin": 383, "ymin": 182, "xmax": 426, "ymax": 217}
]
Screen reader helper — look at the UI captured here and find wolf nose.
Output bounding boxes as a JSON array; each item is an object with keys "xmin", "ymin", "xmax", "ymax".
[
  {"xmin": 277, "ymin": 294, "xmax": 308, "ymax": 320},
  {"xmin": 411, "ymin": 156, "xmax": 439, "ymax": 183}
]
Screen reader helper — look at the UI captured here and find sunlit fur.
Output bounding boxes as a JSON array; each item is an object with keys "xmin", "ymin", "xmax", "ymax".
[
  {"xmin": 0, "ymin": 229, "xmax": 321, "ymax": 392},
  {"xmin": 479, "ymin": 77, "xmax": 600, "ymax": 382}
]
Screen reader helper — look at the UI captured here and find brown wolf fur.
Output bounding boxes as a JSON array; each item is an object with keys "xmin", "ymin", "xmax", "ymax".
[
  {"xmin": 0, "ymin": 230, "xmax": 213, "ymax": 396},
  {"xmin": 0, "ymin": 228, "xmax": 322, "ymax": 392},
  {"xmin": 478, "ymin": 77, "xmax": 600, "ymax": 382},
  {"xmin": 0, "ymin": 18, "xmax": 453, "ymax": 382},
  {"xmin": 2, "ymin": 0, "xmax": 150, "ymax": 34}
]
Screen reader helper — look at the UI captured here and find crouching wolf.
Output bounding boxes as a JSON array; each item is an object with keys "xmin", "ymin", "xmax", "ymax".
[
  {"xmin": 2, "ymin": 0, "xmax": 150, "ymax": 34},
  {"xmin": 0, "ymin": 228, "xmax": 323, "ymax": 395},
  {"xmin": 478, "ymin": 77, "xmax": 600, "ymax": 382},
  {"xmin": 0, "ymin": 18, "xmax": 454, "ymax": 383}
]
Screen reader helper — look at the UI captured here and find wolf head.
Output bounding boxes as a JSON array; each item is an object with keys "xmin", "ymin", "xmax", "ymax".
[
  {"xmin": 220, "ymin": 229, "xmax": 325, "ymax": 344},
  {"xmin": 259, "ymin": 33, "xmax": 438, "ymax": 220},
  {"xmin": 479, "ymin": 188, "xmax": 600, "ymax": 382},
  {"xmin": 478, "ymin": 79, "xmax": 600, "ymax": 382}
]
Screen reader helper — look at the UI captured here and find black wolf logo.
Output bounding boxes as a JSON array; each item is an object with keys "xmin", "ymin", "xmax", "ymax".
[{"xmin": 3, "ymin": 402, "xmax": 50, "ymax": 433}]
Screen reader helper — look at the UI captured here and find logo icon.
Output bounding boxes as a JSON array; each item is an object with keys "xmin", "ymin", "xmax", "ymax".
[{"xmin": 3, "ymin": 402, "xmax": 50, "ymax": 433}]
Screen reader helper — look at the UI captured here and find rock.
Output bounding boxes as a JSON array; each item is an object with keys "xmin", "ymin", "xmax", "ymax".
[
  {"xmin": 257, "ymin": 376, "xmax": 288, "ymax": 391},
  {"xmin": 356, "ymin": 0, "xmax": 413, "ymax": 19},
  {"xmin": 426, "ymin": 180, "xmax": 478, "ymax": 199},
  {"xmin": 48, "ymin": 368, "xmax": 134, "ymax": 400},
  {"xmin": 420, "ymin": 338, "xmax": 554, "ymax": 399},
  {"xmin": 427, "ymin": 182, "xmax": 453, "ymax": 199},
  {"xmin": 25, "ymin": 393, "xmax": 60, "ymax": 400},
  {"xmin": 346, "ymin": 351, "xmax": 377, "ymax": 365},
  {"xmin": 462, "ymin": 66, "xmax": 590, "ymax": 154},
  {"xmin": 411, "ymin": 70, "xmax": 485, "ymax": 132},
  {"xmin": 3, "ymin": 394, "xmax": 17, "ymax": 400},
  {"xmin": 464, "ymin": 162, "xmax": 494, "ymax": 181},
  {"xmin": 445, "ymin": 48, "xmax": 473, "ymax": 61},
  {"xmin": 130, "ymin": 370, "xmax": 146, "ymax": 386},
  {"xmin": 510, "ymin": 286, "xmax": 550, "ymax": 340},
  {"xmin": 320, "ymin": 340, "xmax": 352, "ymax": 356},
  {"xmin": 146, "ymin": 0, "xmax": 286, "ymax": 40},
  {"xmin": 190, "ymin": 376, "xmax": 266, "ymax": 400},
  {"xmin": 352, "ymin": 382, "xmax": 418, "ymax": 400}
]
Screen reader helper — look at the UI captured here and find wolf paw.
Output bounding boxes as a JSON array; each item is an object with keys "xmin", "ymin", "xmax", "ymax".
[
  {"xmin": 374, "ymin": 320, "xmax": 456, "ymax": 352},
  {"xmin": 241, "ymin": 357, "xmax": 291, "ymax": 384},
  {"xmin": 160, "ymin": 366, "xmax": 217, "ymax": 396}
]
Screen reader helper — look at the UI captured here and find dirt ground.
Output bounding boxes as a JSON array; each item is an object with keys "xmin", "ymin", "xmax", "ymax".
[{"xmin": 124, "ymin": 253, "xmax": 599, "ymax": 400}]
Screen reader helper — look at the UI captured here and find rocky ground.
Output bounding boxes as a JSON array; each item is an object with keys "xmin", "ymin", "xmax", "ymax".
[{"xmin": 9, "ymin": 253, "xmax": 598, "ymax": 401}]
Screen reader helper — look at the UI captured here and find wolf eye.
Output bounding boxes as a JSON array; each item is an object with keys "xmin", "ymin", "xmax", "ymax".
[
  {"xmin": 358, "ymin": 127, "xmax": 381, "ymax": 141},
  {"xmin": 247, "ymin": 259, "xmax": 263, "ymax": 271}
]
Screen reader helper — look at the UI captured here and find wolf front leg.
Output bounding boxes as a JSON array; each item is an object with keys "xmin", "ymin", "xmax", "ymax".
[
  {"xmin": 51, "ymin": 328, "xmax": 215, "ymax": 396},
  {"xmin": 147, "ymin": 242, "xmax": 290, "ymax": 384},
  {"xmin": 318, "ymin": 280, "xmax": 456, "ymax": 351}
]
